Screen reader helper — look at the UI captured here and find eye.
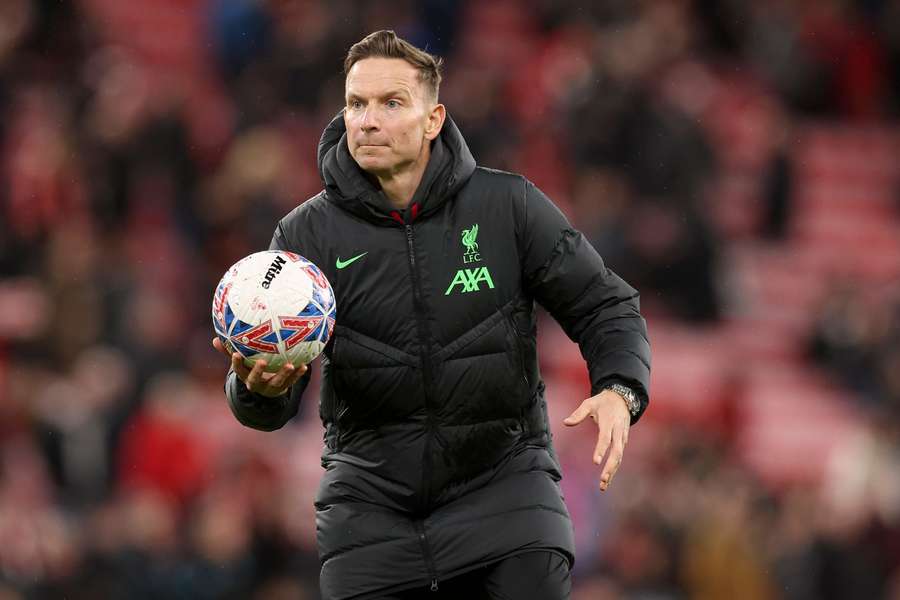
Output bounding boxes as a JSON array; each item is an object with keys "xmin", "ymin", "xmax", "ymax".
[
  {"xmin": 349, "ymin": 99, "xmax": 362, "ymax": 110},
  {"xmin": 386, "ymin": 99, "xmax": 399, "ymax": 109}
]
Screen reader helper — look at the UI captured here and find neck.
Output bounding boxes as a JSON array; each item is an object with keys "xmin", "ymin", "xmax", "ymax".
[{"xmin": 376, "ymin": 143, "xmax": 431, "ymax": 210}]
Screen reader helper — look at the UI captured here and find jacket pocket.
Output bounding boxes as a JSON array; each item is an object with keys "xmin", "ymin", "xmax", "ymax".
[
  {"xmin": 328, "ymin": 326, "xmax": 422, "ymax": 424},
  {"xmin": 505, "ymin": 309, "xmax": 530, "ymax": 390}
]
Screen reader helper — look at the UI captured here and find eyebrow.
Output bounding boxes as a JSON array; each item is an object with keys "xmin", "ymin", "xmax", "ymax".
[{"xmin": 346, "ymin": 89, "xmax": 413, "ymax": 102}]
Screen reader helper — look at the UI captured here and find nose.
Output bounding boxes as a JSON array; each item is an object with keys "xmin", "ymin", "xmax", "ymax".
[{"xmin": 360, "ymin": 106, "xmax": 379, "ymax": 132}]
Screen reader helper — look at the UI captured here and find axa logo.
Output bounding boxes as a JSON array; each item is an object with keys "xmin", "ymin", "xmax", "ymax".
[
  {"xmin": 446, "ymin": 224, "xmax": 493, "ymax": 295},
  {"xmin": 445, "ymin": 267, "xmax": 495, "ymax": 295}
]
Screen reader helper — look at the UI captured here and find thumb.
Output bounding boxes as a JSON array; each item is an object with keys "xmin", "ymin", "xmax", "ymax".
[
  {"xmin": 212, "ymin": 337, "xmax": 228, "ymax": 356},
  {"xmin": 564, "ymin": 402, "xmax": 591, "ymax": 426}
]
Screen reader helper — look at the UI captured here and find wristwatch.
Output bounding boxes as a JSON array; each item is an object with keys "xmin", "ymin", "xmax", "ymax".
[{"xmin": 604, "ymin": 382, "xmax": 640, "ymax": 418}]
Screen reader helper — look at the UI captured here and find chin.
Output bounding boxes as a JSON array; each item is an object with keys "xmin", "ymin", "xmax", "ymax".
[{"xmin": 355, "ymin": 155, "xmax": 392, "ymax": 173}]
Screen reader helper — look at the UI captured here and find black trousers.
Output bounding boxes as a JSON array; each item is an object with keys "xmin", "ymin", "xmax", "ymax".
[{"xmin": 379, "ymin": 551, "xmax": 571, "ymax": 599}]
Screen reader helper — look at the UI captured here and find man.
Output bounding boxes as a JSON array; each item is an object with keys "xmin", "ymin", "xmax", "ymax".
[{"xmin": 214, "ymin": 30, "xmax": 650, "ymax": 599}]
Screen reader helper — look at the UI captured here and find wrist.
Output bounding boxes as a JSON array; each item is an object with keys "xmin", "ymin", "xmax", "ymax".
[{"xmin": 603, "ymin": 382, "xmax": 640, "ymax": 419}]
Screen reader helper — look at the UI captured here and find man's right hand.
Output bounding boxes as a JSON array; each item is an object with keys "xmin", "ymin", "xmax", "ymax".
[{"xmin": 213, "ymin": 337, "xmax": 307, "ymax": 397}]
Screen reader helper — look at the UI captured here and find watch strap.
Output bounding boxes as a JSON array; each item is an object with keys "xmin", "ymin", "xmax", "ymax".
[{"xmin": 604, "ymin": 382, "xmax": 640, "ymax": 418}]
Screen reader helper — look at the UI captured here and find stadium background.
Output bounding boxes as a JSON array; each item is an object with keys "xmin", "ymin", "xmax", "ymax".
[{"xmin": 1, "ymin": 0, "xmax": 899, "ymax": 598}]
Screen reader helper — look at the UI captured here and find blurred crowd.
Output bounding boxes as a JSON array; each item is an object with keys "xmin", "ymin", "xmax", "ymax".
[{"xmin": 1, "ymin": 0, "xmax": 900, "ymax": 598}]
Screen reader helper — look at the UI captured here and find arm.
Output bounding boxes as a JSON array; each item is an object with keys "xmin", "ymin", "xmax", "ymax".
[
  {"xmin": 222, "ymin": 221, "xmax": 313, "ymax": 431},
  {"xmin": 225, "ymin": 365, "xmax": 311, "ymax": 431},
  {"xmin": 518, "ymin": 180, "xmax": 651, "ymax": 417},
  {"xmin": 517, "ymin": 179, "xmax": 651, "ymax": 490}
]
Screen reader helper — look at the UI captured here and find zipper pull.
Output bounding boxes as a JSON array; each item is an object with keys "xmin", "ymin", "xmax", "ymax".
[{"xmin": 430, "ymin": 579, "xmax": 439, "ymax": 592}]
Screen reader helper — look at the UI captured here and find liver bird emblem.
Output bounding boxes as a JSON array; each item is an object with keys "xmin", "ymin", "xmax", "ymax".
[{"xmin": 462, "ymin": 224, "xmax": 479, "ymax": 253}]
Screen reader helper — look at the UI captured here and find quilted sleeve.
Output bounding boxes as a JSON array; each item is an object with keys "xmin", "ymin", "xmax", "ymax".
[{"xmin": 516, "ymin": 179, "xmax": 651, "ymax": 423}]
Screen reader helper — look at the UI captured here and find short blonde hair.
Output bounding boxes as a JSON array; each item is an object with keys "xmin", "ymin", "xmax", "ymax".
[{"xmin": 344, "ymin": 30, "xmax": 443, "ymax": 101}]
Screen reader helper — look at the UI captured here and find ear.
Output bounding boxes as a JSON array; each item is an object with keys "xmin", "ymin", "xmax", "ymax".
[{"xmin": 424, "ymin": 103, "xmax": 446, "ymax": 141}]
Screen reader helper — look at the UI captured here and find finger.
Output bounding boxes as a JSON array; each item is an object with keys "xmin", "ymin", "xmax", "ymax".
[
  {"xmin": 285, "ymin": 363, "xmax": 308, "ymax": 387},
  {"xmin": 600, "ymin": 428, "xmax": 627, "ymax": 491},
  {"xmin": 212, "ymin": 337, "xmax": 231, "ymax": 358},
  {"xmin": 266, "ymin": 363, "xmax": 295, "ymax": 390},
  {"xmin": 231, "ymin": 352, "xmax": 251, "ymax": 381},
  {"xmin": 245, "ymin": 359, "xmax": 267, "ymax": 389},
  {"xmin": 593, "ymin": 423, "xmax": 613, "ymax": 466},
  {"xmin": 563, "ymin": 402, "xmax": 592, "ymax": 426}
]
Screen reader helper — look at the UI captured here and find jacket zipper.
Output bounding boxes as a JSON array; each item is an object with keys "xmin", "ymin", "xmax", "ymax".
[
  {"xmin": 416, "ymin": 520, "xmax": 440, "ymax": 592},
  {"xmin": 404, "ymin": 222, "xmax": 440, "ymax": 590}
]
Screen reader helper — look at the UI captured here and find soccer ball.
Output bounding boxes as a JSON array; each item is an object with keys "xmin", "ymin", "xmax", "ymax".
[{"xmin": 212, "ymin": 251, "xmax": 336, "ymax": 372}]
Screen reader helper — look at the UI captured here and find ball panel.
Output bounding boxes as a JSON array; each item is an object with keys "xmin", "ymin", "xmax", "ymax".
[
  {"xmin": 279, "ymin": 315, "xmax": 323, "ymax": 350},
  {"xmin": 226, "ymin": 253, "xmax": 313, "ymax": 323},
  {"xmin": 230, "ymin": 319, "xmax": 278, "ymax": 357},
  {"xmin": 212, "ymin": 280, "xmax": 233, "ymax": 336},
  {"xmin": 312, "ymin": 283, "xmax": 333, "ymax": 312}
]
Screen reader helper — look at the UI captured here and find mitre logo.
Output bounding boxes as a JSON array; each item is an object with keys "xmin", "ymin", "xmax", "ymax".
[{"xmin": 261, "ymin": 255, "xmax": 287, "ymax": 289}]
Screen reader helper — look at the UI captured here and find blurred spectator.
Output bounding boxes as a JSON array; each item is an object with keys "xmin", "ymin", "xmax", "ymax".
[
  {"xmin": 32, "ymin": 346, "xmax": 134, "ymax": 506},
  {"xmin": 680, "ymin": 470, "xmax": 775, "ymax": 600},
  {"xmin": 117, "ymin": 373, "xmax": 213, "ymax": 506},
  {"xmin": 760, "ymin": 116, "xmax": 794, "ymax": 241},
  {"xmin": 808, "ymin": 281, "xmax": 900, "ymax": 413},
  {"xmin": 621, "ymin": 200, "xmax": 721, "ymax": 322}
]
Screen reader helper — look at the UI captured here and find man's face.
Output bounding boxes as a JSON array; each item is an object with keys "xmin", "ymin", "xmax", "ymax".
[{"xmin": 344, "ymin": 57, "xmax": 441, "ymax": 177}]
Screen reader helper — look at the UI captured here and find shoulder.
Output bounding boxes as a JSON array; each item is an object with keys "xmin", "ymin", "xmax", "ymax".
[
  {"xmin": 462, "ymin": 168, "xmax": 537, "ymax": 228},
  {"xmin": 272, "ymin": 191, "xmax": 331, "ymax": 253},
  {"xmin": 467, "ymin": 166, "xmax": 528, "ymax": 194},
  {"xmin": 462, "ymin": 167, "xmax": 530, "ymax": 217},
  {"xmin": 280, "ymin": 191, "xmax": 330, "ymax": 226}
]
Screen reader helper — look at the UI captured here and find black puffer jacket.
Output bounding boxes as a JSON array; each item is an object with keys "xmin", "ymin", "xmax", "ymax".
[{"xmin": 225, "ymin": 113, "xmax": 651, "ymax": 599}]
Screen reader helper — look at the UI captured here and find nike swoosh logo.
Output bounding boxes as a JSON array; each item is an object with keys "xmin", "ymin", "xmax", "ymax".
[{"xmin": 336, "ymin": 252, "xmax": 368, "ymax": 269}]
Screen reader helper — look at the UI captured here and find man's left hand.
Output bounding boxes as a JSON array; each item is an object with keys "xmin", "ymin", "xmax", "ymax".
[{"xmin": 563, "ymin": 389, "xmax": 631, "ymax": 492}]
